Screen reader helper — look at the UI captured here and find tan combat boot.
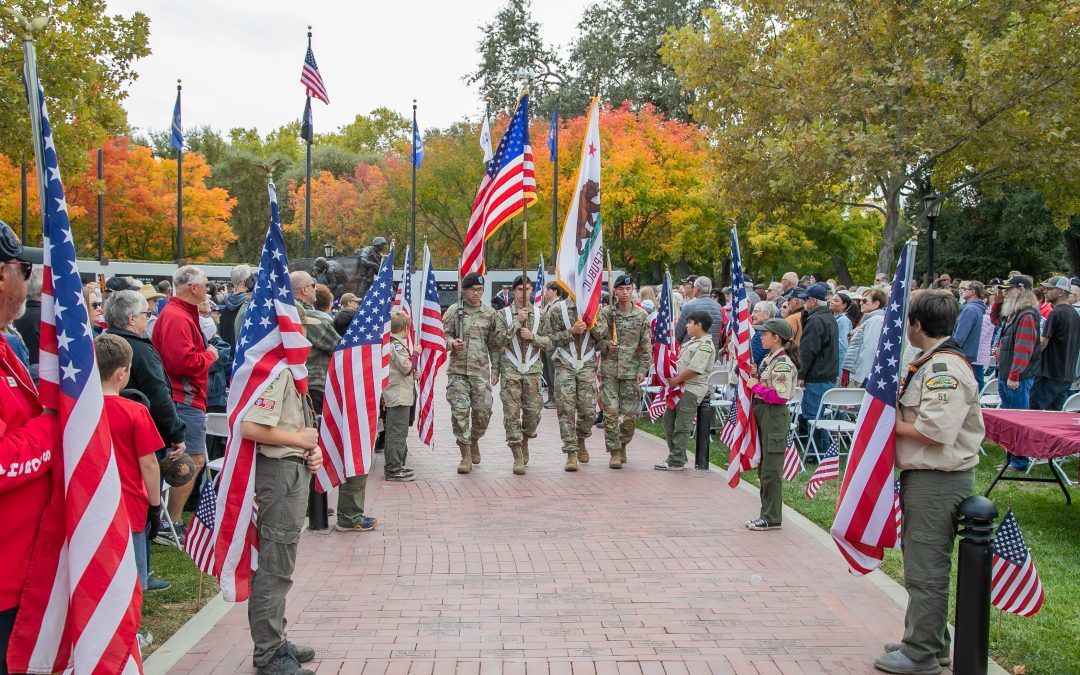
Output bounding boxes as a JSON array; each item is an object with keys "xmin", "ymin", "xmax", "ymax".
[
  {"xmin": 609, "ymin": 451, "xmax": 622, "ymax": 469},
  {"xmin": 564, "ymin": 451, "xmax": 579, "ymax": 472},
  {"xmin": 510, "ymin": 445, "xmax": 526, "ymax": 475},
  {"xmin": 457, "ymin": 443, "xmax": 473, "ymax": 474},
  {"xmin": 576, "ymin": 438, "xmax": 590, "ymax": 463},
  {"xmin": 470, "ymin": 439, "xmax": 481, "ymax": 465},
  {"xmin": 521, "ymin": 437, "xmax": 530, "ymax": 466},
  {"xmin": 619, "ymin": 445, "xmax": 628, "ymax": 464}
]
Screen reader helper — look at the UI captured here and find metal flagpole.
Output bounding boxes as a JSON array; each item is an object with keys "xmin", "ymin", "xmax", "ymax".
[
  {"xmin": 304, "ymin": 27, "xmax": 313, "ymax": 259},
  {"xmin": 411, "ymin": 99, "xmax": 417, "ymax": 258},
  {"xmin": 12, "ymin": 10, "xmax": 49, "ymax": 228},
  {"xmin": 97, "ymin": 147, "xmax": 104, "ymax": 262},
  {"xmin": 176, "ymin": 79, "xmax": 183, "ymax": 264},
  {"xmin": 20, "ymin": 160, "xmax": 28, "ymax": 243},
  {"xmin": 550, "ymin": 94, "xmax": 558, "ymax": 266}
]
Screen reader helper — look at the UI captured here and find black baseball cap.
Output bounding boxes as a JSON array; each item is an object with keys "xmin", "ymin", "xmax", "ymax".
[
  {"xmin": 0, "ymin": 220, "xmax": 42, "ymax": 265},
  {"xmin": 1002, "ymin": 275, "xmax": 1033, "ymax": 290},
  {"xmin": 105, "ymin": 276, "xmax": 140, "ymax": 293}
]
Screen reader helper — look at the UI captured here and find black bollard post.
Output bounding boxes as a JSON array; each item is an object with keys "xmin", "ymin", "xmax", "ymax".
[
  {"xmin": 954, "ymin": 495, "xmax": 998, "ymax": 675},
  {"xmin": 307, "ymin": 477, "xmax": 329, "ymax": 530},
  {"xmin": 694, "ymin": 401, "xmax": 714, "ymax": 470}
]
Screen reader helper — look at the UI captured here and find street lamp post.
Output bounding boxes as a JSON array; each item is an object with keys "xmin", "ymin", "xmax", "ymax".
[
  {"xmin": 923, "ymin": 193, "xmax": 942, "ymax": 286},
  {"xmin": 323, "ymin": 243, "xmax": 335, "ymax": 258}
]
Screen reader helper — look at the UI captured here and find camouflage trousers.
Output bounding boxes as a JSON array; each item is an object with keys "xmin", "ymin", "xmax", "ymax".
[
  {"xmin": 599, "ymin": 377, "xmax": 641, "ymax": 452},
  {"xmin": 553, "ymin": 364, "xmax": 597, "ymax": 454},
  {"xmin": 499, "ymin": 369, "xmax": 543, "ymax": 446},
  {"xmin": 446, "ymin": 374, "xmax": 493, "ymax": 446}
]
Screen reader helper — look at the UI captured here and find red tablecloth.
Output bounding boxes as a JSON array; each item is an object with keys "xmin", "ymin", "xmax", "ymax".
[{"xmin": 982, "ymin": 409, "xmax": 1080, "ymax": 460}]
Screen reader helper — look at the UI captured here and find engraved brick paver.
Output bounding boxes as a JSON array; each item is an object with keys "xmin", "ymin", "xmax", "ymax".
[{"xmin": 166, "ymin": 372, "xmax": 925, "ymax": 673}]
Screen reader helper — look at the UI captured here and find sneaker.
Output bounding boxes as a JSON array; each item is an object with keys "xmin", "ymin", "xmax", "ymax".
[
  {"xmin": 544, "ymin": 399, "xmax": 556, "ymax": 409},
  {"xmin": 154, "ymin": 522, "xmax": 184, "ymax": 546},
  {"xmin": 385, "ymin": 470, "xmax": 415, "ymax": 482},
  {"xmin": 745, "ymin": 518, "xmax": 781, "ymax": 531},
  {"xmin": 137, "ymin": 631, "xmax": 153, "ymax": 649},
  {"xmin": 146, "ymin": 576, "xmax": 171, "ymax": 592},
  {"xmin": 873, "ymin": 649, "xmax": 941, "ymax": 674},
  {"xmin": 654, "ymin": 461, "xmax": 685, "ymax": 471},
  {"xmin": 256, "ymin": 644, "xmax": 315, "ymax": 675},
  {"xmin": 286, "ymin": 641, "xmax": 316, "ymax": 664},
  {"xmin": 335, "ymin": 514, "xmax": 378, "ymax": 532},
  {"xmin": 883, "ymin": 643, "xmax": 950, "ymax": 667}
]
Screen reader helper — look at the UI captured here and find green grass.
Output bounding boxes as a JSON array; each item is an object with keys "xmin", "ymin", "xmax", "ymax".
[{"xmin": 637, "ymin": 418, "xmax": 1080, "ymax": 674}]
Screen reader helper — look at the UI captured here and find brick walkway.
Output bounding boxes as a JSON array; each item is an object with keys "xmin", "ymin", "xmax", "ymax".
[{"xmin": 165, "ymin": 376, "xmax": 918, "ymax": 674}]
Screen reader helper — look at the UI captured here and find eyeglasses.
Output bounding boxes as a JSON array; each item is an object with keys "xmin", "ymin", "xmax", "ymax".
[
  {"xmin": 5, "ymin": 260, "xmax": 31, "ymax": 280},
  {"xmin": 139, "ymin": 310, "xmax": 154, "ymax": 318}
]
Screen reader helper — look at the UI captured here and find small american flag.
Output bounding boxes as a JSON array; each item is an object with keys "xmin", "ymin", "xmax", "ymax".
[
  {"xmin": 392, "ymin": 245, "xmax": 415, "ymax": 347},
  {"xmin": 991, "ymin": 509, "xmax": 1045, "ymax": 617},
  {"xmin": 416, "ymin": 245, "xmax": 447, "ymax": 446},
  {"xmin": 717, "ymin": 398, "xmax": 738, "ymax": 448},
  {"xmin": 10, "ymin": 81, "xmax": 142, "ymax": 674},
  {"xmin": 214, "ymin": 181, "xmax": 311, "ymax": 602},
  {"xmin": 830, "ymin": 240, "xmax": 915, "ymax": 574},
  {"xmin": 301, "ymin": 45, "xmax": 329, "ymax": 104},
  {"xmin": 186, "ymin": 480, "xmax": 217, "ymax": 574},
  {"xmin": 315, "ymin": 246, "xmax": 395, "ymax": 490},
  {"xmin": 805, "ymin": 437, "xmax": 840, "ymax": 500},
  {"xmin": 461, "ymin": 92, "xmax": 536, "ymax": 276},
  {"xmin": 893, "ymin": 479, "xmax": 903, "ymax": 546},
  {"xmin": 724, "ymin": 227, "xmax": 760, "ymax": 486},
  {"xmin": 532, "ymin": 255, "xmax": 546, "ymax": 307},
  {"xmin": 648, "ymin": 272, "xmax": 682, "ymax": 421},
  {"xmin": 782, "ymin": 432, "xmax": 803, "ymax": 481}
]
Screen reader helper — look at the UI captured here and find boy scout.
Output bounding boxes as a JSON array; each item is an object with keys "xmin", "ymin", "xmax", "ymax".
[
  {"xmin": 540, "ymin": 293, "xmax": 610, "ymax": 471},
  {"xmin": 241, "ymin": 367, "xmax": 323, "ymax": 675},
  {"xmin": 875, "ymin": 290, "xmax": 982, "ymax": 675},
  {"xmin": 745, "ymin": 318, "xmax": 799, "ymax": 530},
  {"xmin": 493, "ymin": 275, "xmax": 553, "ymax": 475},
  {"xmin": 443, "ymin": 272, "xmax": 499, "ymax": 473},
  {"xmin": 384, "ymin": 311, "xmax": 417, "ymax": 481},
  {"xmin": 655, "ymin": 310, "xmax": 715, "ymax": 470},
  {"xmin": 598, "ymin": 274, "xmax": 652, "ymax": 468}
]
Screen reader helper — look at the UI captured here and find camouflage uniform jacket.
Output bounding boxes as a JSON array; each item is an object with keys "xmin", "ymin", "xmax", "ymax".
[
  {"xmin": 598, "ymin": 304, "xmax": 652, "ymax": 381},
  {"xmin": 493, "ymin": 303, "xmax": 553, "ymax": 377},
  {"xmin": 297, "ymin": 299, "xmax": 340, "ymax": 393},
  {"xmin": 442, "ymin": 301, "xmax": 499, "ymax": 377},
  {"xmin": 540, "ymin": 299, "xmax": 610, "ymax": 371}
]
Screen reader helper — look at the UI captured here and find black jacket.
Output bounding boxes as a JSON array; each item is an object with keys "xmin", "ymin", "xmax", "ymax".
[
  {"xmin": 13, "ymin": 299, "xmax": 41, "ymax": 366},
  {"xmin": 800, "ymin": 305, "xmax": 839, "ymax": 383},
  {"xmin": 219, "ymin": 291, "xmax": 249, "ymax": 351},
  {"xmin": 333, "ymin": 308, "xmax": 356, "ymax": 336},
  {"xmin": 105, "ymin": 326, "xmax": 186, "ymax": 446}
]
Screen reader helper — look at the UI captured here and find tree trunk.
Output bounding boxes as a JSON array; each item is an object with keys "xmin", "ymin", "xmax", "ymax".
[
  {"xmin": 875, "ymin": 176, "xmax": 905, "ymax": 275},
  {"xmin": 1064, "ymin": 228, "xmax": 1080, "ymax": 277},
  {"xmin": 831, "ymin": 255, "xmax": 854, "ymax": 287}
]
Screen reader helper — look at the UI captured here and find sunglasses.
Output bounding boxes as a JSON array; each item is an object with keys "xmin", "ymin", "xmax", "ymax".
[
  {"xmin": 139, "ymin": 310, "xmax": 153, "ymax": 318},
  {"xmin": 4, "ymin": 260, "xmax": 32, "ymax": 280},
  {"xmin": 92, "ymin": 301, "xmax": 102, "ymax": 310}
]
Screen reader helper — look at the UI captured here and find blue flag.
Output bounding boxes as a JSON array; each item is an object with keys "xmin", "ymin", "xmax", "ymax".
[
  {"xmin": 412, "ymin": 118, "xmax": 424, "ymax": 169},
  {"xmin": 547, "ymin": 98, "xmax": 558, "ymax": 162},
  {"xmin": 170, "ymin": 91, "xmax": 183, "ymax": 150}
]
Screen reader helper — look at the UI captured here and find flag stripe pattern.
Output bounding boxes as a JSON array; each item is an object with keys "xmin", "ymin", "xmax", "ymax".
[
  {"xmin": 893, "ymin": 479, "xmax": 903, "ymax": 546},
  {"xmin": 301, "ymin": 46, "xmax": 329, "ymax": 104},
  {"xmin": 185, "ymin": 480, "xmax": 217, "ymax": 574},
  {"xmin": 392, "ymin": 246, "xmax": 415, "ymax": 347},
  {"xmin": 724, "ymin": 227, "xmax": 760, "ymax": 487},
  {"xmin": 805, "ymin": 437, "xmax": 840, "ymax": 499},
  {"xmin": 461, "ymin": 93, "xmax": 536, "ymax": 277},
  {"xmin": 830, "ymin": 241, "xmax": 916, "ymax": 575},
  {"xmin": 782, "ymin": 433, "xmax": 803, "ymax": 481},
  {"xmin": 648, "ymin": 272, "xmax": 683, "ymax": 421},
  {"xmin": 315, "ymin": 247, "xmax": 396, "ymax": 491},
  {"xmin": 22, "ymin": 81, "xmax": 142, "ymax": 673},
  {"xmin": 417, "ymin": 246, "xmax": 447, "ymax": 446},
  {"xmin": 213, "ymin": 182, "xmax": 311, "ymax": 602},
  {"xmin": 532, "ymin": 255, "xmax": 546, "ymax": 307},
  {"xmin": 991, "ymin": 509, "xmax": 1045, "ymax": 617}
]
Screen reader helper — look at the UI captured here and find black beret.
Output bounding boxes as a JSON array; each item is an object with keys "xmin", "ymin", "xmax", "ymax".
[
  {"xmin": 512, "ymin": 275, "xmax": 532, "ymax": 288},
  {"xmin": 613, "ymin": 274, "xmax": 633, "ymax": 288},
  {"xmin": 462, "ymin": 273, "xmax": 484, "ymax": 288}
]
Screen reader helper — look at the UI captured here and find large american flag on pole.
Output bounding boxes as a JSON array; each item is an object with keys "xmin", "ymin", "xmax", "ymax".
[
  {"xmin": 724, "ymin": 227, "xmax": 760, "ymax": 487},
  {"xmin": 830, "ymin": 240, "xmax": 916, "ymax": 574},
  {"xmin": 213, "ymin": 181, "xmax": 311, "ymax": 602},
  {"xmin": 991, "ymin": 509, "xmax": 1044, "ymax": 617},
  {"xmin": 301, "ymin": 45, "xmax": 329, "ymax": 104},
  {"xmin": 460, "ymin": 92, "xmax": 536, "ymax": 276},
  {"xmin": 11, "ymin": 78, "xmax": 143, "ymax": 674},
  {"xmin": 315, "ymin": 247, "xmax": 395, "ymax": 491},
  {"xmin": 417, "ymin": 245, "xmax": 447, "ymax": 446},
  {"xmin": 648, "ymin": 272, "xmax": 682, "ymax": 421},
  {"xmin": 392, "ymin": 245, "xmax": 415, "ymax": 347}
]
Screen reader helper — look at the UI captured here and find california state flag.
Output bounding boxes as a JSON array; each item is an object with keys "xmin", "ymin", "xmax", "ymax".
[{"xmin": 555, "ymin": 97, "xmax": 603, "ymax": 327}]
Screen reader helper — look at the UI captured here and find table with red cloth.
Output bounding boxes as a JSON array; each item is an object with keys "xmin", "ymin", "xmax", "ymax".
[{"xmin": 982, "ymin": 409, "xmax": 1080, "ymax": 505}]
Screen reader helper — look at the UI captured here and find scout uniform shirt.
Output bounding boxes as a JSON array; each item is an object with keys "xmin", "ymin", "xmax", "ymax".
[
  {"xmin": 383, "ymin": 334, "xmax": 415, "ymax": 407},
  {"xmin": 677, "ymin": 335, "xmax": 716, "ymax": 400},
  {"xmin": 442, "ymin": 301, "xmax": 499, "ymax": 377},
  {"xmin": 896, "ymin": 338, "xmax": 984, "ymax": 472},
  {"xmin": 494, "ymin": 303, "xmax": 553, "ymax": 376},
  {"xmin": 599, "ymin": 304, "xmax": 652, "ymax": 381},
  {"xmin": 244, "ymin": 369, "xmax": 311, "ymax": 459},
  {"xmin": 757, "ymin": 349, "xmax": 796, "ymax": 402}
]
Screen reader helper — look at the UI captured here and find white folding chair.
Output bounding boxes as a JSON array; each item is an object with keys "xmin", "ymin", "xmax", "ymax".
[
  {"xmin": 1062, "ymin": 392, "xmax": 1080, "ymax": 412},
  {"xmin": 978, "ymin": 378, "xmax": 1001, "ymax": 408},
  {"xmin": 787, "ymin": 387, "xmax": 805, "ymax": 453},
  {"xmin": 156, "ymin": 485, "xmax": 184, "ymax": 549},
  {"xmin": 806, "ymin": 387, "xmax": 864, "ymax": 461},
  {"xmin": 204, "ymin": 413, "xmax": 229, "ymax": 484}
]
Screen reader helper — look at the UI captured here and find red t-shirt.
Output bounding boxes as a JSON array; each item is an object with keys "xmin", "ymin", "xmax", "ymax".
[{"xmin": 104, "ymin": 395, "xmax": 165, "ymax": 531}]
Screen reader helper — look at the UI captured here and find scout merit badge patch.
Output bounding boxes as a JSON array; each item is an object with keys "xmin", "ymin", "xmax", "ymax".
[
  {"xmin": 925, "ymin": 374, "xmax": 958, "ymax": 391},
  {"xmin": 773, "ymin": 363, "xmax": 792, "ymax": 373},
  {"xmin": 253, "ymin": 397, "xmax": 276, "ymax": 411}
]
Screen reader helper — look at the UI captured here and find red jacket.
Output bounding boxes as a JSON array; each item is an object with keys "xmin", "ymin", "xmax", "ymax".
[{"xmin": 152, "ymin": 297, "xmax": 216, "ymax": 411}]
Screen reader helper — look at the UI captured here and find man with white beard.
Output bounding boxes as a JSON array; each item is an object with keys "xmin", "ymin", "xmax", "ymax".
[{"xmin": 992, "ymin": 276, "xmax": 1042, "ymax": 471}]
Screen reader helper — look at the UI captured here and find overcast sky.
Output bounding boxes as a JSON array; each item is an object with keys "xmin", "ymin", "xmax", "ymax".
[{"xmin": 105, "ymin": 0, "xmax": 583, "ymax": 139}]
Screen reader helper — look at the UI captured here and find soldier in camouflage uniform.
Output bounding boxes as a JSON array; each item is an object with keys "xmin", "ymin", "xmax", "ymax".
[
  {"xmin": 493, "ymin": 275, "xmax": 553, "ymax": 475},
  {"xmin": 442, "ymin": 272, "xmax": 499, "ymax": 473},
  {"xmin": 598, "ymin": 275, "xmax": 652, "ymax": 469},
  {"xmin": 540, "ymin": 294, "xmax": 609, "ymax": 471}
]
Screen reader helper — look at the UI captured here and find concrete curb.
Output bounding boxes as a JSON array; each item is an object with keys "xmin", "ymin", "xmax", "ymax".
[{"xmin": 143, "ymin": 589, "xmax": 233, "ymax": 675}]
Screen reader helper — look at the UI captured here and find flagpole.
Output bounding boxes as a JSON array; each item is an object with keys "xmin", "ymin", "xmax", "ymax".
[
  {"xmin": 97, "ymin": 147, "xmax": 104, "ymax": 262},
  {"xmin": 550, "ymin": 93, "xmax": 559, "ymax": 267},
  {"xmin": 304, "ymin": 26, "xmax": 313, "ymax": 259},
  {"xmin": 20, "ymin": 160, "xmax": 28, "ymax": 243},
  {"xmin": 411, "ymin": 99, "xmax": 417, "ymax": 259},
  {"xmin": 11, "ymin": 10, "xmax": 48, "ymax": 226},
  {"xmin": 176, "ymin": 79, "xmax": 183, "ymax": 264}
]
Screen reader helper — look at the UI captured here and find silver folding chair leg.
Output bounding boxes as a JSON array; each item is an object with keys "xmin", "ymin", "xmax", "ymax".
[{"xmin": 157, "ymin": 486, "xmax": 183, "ymax": 550}]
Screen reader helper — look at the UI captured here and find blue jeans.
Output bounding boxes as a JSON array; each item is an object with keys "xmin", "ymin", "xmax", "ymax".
[
  {"xmin": 801, "ymin": 381, "xmax": 835, "ymax": 459},
  {"xmin": 998, "ymin": 377, "xmax": 1033, "ymax": 470},
  {"xmin": 1031, "ymin": 377, "xmax": 1072, "ymax": 411},
  {"xmin": 133, "ymin": 524, "xmax": 150, "ymax": 591},
  {"xmin": 971, "ymin": 365, "xmax": 985, "ymax": 394}
]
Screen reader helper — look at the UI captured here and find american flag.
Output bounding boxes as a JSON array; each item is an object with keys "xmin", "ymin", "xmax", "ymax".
[
  {"xmin": 532, "ymin": 255, "xmax": 546, "ymax": 307},
  {"xmin": 805, "ymin": 436, "xmax": 840, "ymax": 499},
  {"xmin": 392, "ymin": 245, "xmax": 415, "ymax": 347},
  {"xmin": 185, "ymin": 480, "xmax": 217, "ymax": 574},
  {"xmin": 315, "ymin": 246, "xmax": 395, "ymax": 491},
  {"xmin": 893, "ymin": 479, "xmax": 903, "ymax": 546},
  {"xmin": 724, "ymin": 227, "xmax": 760, "ymax": 487},
  {"xmin": 301, "ymin": 45, "xmax": 330, "ymax": 104},
  {"xmin": 717, "ymin": 398, "xmax": 738, "ymax": 447},
  {"xmin": 648, "ymin": 272, "xmax": 682, "ymax": 421},
  {"xmin": 416, "ymin": 245, "xmax": 447, "ymax": 446},
  {"xmin": 830, "ymin": 240, "xmax": 916, "ymax": 574},
  {"xmin": 782, "ymin": 432, "xmax": 803, "ymax": 481},
  {"xmin": 992, "ymin": 509, "xmax": 1045, "ymax": 617},
  {"xmin": 461, "ymin": 92, "xmax": 536, "ymax": 276},
  {"xmin": 11, "ymin": 82, "xmax": 142, "ymax": 674},
  {"xmin": 213, "ymin": 181, "xmax": 311, "ymax": 602}
]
